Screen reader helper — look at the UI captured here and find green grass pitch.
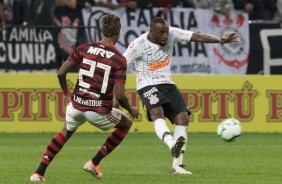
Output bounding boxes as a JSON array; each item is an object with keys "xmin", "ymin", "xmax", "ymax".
[{"xmin": 0, "ymin": 132, "xmax": 281, "ymax": 184}]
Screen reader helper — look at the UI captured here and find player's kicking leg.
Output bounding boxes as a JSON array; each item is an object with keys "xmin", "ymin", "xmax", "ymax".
[
  {"xmin": 171, "ymin": 112, "xmax": 192, "ymax": 175},
  {"xmin": 83, "ymin": 108, "xmax": 132, "ymax": 179},
  {"xmin": 170, "ymin": 135, "xmax": 191, "ymax": 174}
]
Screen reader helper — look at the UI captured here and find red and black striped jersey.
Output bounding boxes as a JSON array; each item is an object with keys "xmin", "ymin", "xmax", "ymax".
[{"xmin": 67, "ymin": 41, "xmax": 127, "ymax": 113}]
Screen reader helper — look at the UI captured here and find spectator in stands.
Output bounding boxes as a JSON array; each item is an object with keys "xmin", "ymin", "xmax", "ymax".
[
  {"xmin": 55, "ymin": 0, "xmax": 77, "ymax": 21},
  {"xmin": 273, "ymin": 0, "xmax": 282, "ymax": 22},
  {"xmin": 30, "ymin": 0, "xmax": 55, "ymax": 25},
  {"xmin": 188, "ymin": 0, "xmax": 233, "ymax": 16},
  {"xmin": 0, "ymin": 1, "xmax": 54, "ymax": 28},
  {"xmin": 212, "ymin": 0, "xmax": 234, "ymax": 18},
  {"xmin": 175, "ymin": 0, "xmax": 193, "ymax": 8},
  {"xmin": 0, "ymin": 0, "xmax": 34, "ymax": 26},
  {"xmin": 264, "ymin": 0, "xmax": 278, "ymax": 20},
  {"xmin": 75, "ymin": 0, "xmax": 96, "ymax": 44},
  {"xmin": 55, "ymin": 15, "xmax": 79, "ymax": 54},
  {"xmin": 76, "ymin": 0, "xmax": 95, "ymax": 19},
  {"xmin": 93, "ymin": 0, "xmax": 117, "ymax": 9},
  {"xmin": 186, "ymin": 0, "xmax": 234, "ymax": 20},
  {"xmin": 136, "ymin": 0, "xmax": 152, "ymax": 9},
  {"xmin": 116, "ymin": 0, "xmax": 137, "ymax": 10},
  {"xmin": 188, "ymin": 0, "xmax": 234, "ymax": 18},
  {"xmin": 152, "ymin": 0, "xmax": 178, "ymax": 16},
  {"xmin": 77, "ymin": 0, "xmax": 95, "ymax": 12},
  {"xmin": 17, "ymin": 0, "xmax": 32, "ymax": 25},
  {"xmin": 188, "ymin": 0, "xmax": 210, "ymax": 8},
  {"xmin": 233, "ymin": 0, "xmax": 277, "ymax": 20},
  {"xmin": 0, "ymin": 0, "xmax": 5, "ymax": 27},
  {"xmin": 54, "ymin": 0, "xmax": 79, "ymax": 69},
  {"xmin": 93, "ymin": 0, "xmax": 137, "ymax": 10},
  {"xmin": 1, "ymin": 0, "xmax": 14, "ymax": 26}
]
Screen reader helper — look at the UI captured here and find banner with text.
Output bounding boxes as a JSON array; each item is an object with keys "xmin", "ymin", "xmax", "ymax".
[
  {"xmin": 82, "ymin": 7, "xmax": 249, "ymax": 74},
  {"xmin": 0, "ymin": 27, "xmax": 58, "ymax": 72},
  {"xmin": 0, "ymin": 74, "xmax": 281, "ymax": 133}
]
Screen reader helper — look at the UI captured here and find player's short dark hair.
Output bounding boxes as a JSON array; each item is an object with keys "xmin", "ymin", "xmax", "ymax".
[
  {"xmin": 100, "ymin": 14, "xmax": 121, "ymax": 37},
  {"xmin": 150, "ymin": 17, "xmax": 167, "ymax": 28}
]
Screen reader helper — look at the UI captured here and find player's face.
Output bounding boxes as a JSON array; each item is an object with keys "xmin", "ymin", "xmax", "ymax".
[{"xmin": 152, "ymin": 23, "xmax": 169, "ymax": 46}]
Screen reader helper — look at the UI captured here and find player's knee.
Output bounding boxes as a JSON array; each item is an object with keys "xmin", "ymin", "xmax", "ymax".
[
  {"xmin": 184, "ymin": 115, "xmax": 189, "ymax": 123},
  {"xmin": 125, "ymin": 116, "xmax": 132, "ymax": 129},
  {"xmin": 174, "ymin": 112, "xmax": 189, "ymax": 126},
  {"xmin": 117, "ymin": 115, "xmax": 132, "ymax": 130},
  {"xmin": 125, "ymin": 119, "xmax": 132, "ymax": 129},
  {"xmin": 182, "ymin": 115, "xmax": 189, "ymax": 126},
  {"xmin": 149, "ymin": 108, "xmax": 165, "ymax": 121}
]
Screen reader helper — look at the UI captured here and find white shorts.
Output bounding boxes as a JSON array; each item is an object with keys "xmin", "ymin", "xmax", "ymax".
[{"xmin": 65, "ymin": 103, "xmax": 124, "ymax": 131}]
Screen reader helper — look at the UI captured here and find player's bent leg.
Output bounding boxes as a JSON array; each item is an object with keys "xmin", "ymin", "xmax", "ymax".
[
  {"xmin": 172, "ymin": 112, "xmax": 190, "ymax": 172},
  {"xmin": 115, "ymin": 112, "xmax": 132, "ymax": 130},
  {"xmin": 174, "ymin": 111, "xmax": 189, "ymax": 127},
  {"xmin": 154, "ymin": 118, "xmax": 174, "ymax": 149},
  {"xmin": 84, "ymin": 110, "xmax": 132, "ymax": 179},
  {"xmin": 172, "ymin": 112, "xmax": 189, "ymax": 158},
  {"xmin": 150, "ymin": 107, "xmax": 174, "ymax": 149}
]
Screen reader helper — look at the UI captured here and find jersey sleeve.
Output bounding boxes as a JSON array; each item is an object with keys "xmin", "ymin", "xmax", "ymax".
[
  {"xmin": 169, "ymin": 26, "xmax": 194, "ymax": 43},
  {"xmin": 67, "ymin": 45, "xmax": 82, "ymax": 65},
  {"xmin": 114, "ymin": 56, "xmax": 127, "ymax": 84},
  {"xmin": 123, "ymin": 41, "xmax": 137, "ymax": 64}
]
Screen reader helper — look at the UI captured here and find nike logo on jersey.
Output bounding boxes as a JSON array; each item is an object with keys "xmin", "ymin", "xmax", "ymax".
[{"xmin": 87, "ymin": 46, "xmax": 114, "ymax": 58}]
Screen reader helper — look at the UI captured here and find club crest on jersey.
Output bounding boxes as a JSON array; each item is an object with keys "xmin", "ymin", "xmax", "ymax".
[
  {"xmin": 87, "ymin": 46, "xmax": 114, "ymax": 58},
  {"xmin": 149, "ymin": 94, "xmax": 159, "ymax": 105},
  {"xmin": 143, "ymin": 87, "xmax": 159, "ymax": 104}
]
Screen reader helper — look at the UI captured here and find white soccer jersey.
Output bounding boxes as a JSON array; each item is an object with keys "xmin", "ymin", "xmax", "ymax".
[{"xmin": 123, "ymin": 26, "xmax": 194, "ymax": 90}]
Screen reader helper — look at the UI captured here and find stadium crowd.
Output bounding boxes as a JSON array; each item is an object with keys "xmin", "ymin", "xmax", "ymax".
[
  {"xmin": 0, "ymin": 0, "xmax": 281, "ymax": 72},
  {"xmin": 0, "ymin": 0, "xmax": 282, "ymax": 28}
]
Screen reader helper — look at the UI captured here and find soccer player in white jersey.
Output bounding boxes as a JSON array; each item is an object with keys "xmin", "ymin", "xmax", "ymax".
[{"xmin": 123, "ymin": 17, "xmax": 238, "ymax": 174}]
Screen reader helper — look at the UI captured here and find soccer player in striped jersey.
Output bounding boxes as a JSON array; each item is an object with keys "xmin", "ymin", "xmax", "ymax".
[
  {"xmin": 123, "ymin": 17, "xmax": 238, "ymax": 174},
  {"xmin": 30, "ymin": 14, "xmax": 139, "ymax": 181}
]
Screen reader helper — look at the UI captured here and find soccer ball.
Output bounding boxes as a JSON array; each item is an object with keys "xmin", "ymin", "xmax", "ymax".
[{"xmin": 217, "ymin": 118, "xmax": 242, "ymax": 141}]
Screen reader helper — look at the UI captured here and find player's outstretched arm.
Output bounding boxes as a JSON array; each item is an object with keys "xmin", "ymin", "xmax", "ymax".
[
  {"xmin": 190, "ymin": 32, "xmax": 238, "ymax": 44},
  {"xmin": 220, "ymin": 32, "xmax": 239, "ymax": 44}
]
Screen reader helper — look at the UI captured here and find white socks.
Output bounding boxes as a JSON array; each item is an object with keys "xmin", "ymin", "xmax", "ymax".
[
  {"xmin": 154, "ymin": 119, "xmax": 188, "ymax": 166},
  {"xmin": 154, "ymin": 118, "xmax": 173, "ymax": 149},
  {"xmin": 173, "ymin": 125, "xmax": 188, "ymax": 167},
  {"xmin": 173, "ymin": 125, "xmax": 187, "ymax": 140}
]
